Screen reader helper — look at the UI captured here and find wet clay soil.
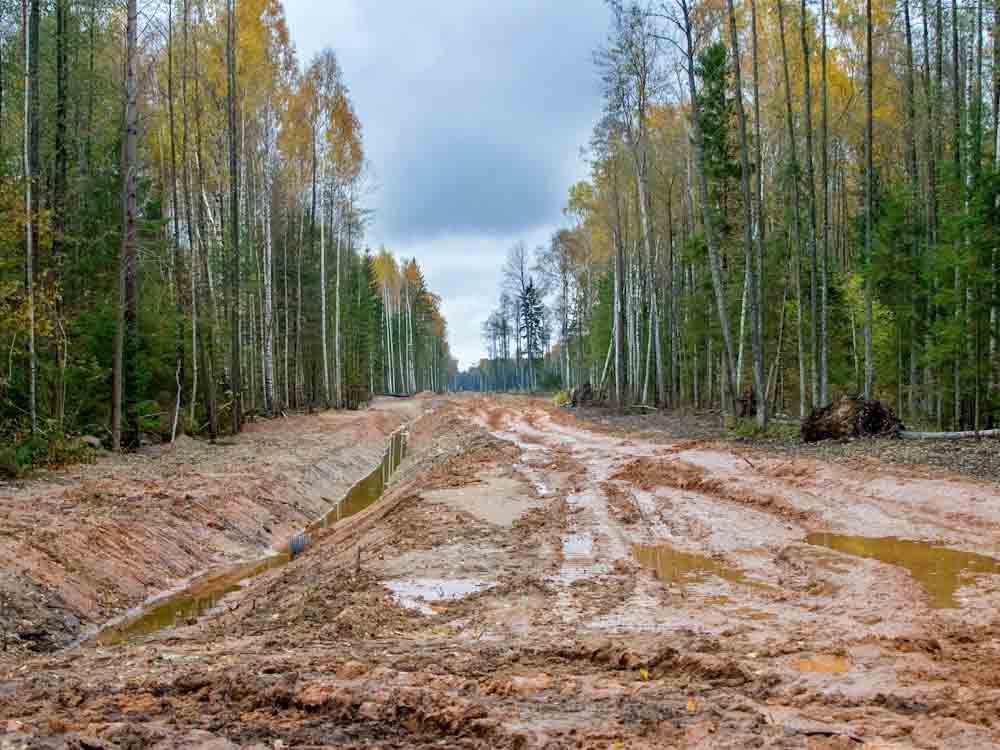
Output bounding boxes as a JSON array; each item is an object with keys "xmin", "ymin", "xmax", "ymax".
[
  {"xmin": 93, "ymin": 430, "xmax": 408, "ymax": 646},
  {"xmin": 2, "ymin": 394, "xmax": 1000, "ymax": 748},
  {"xmin": 0, "ymin": 399, "xmax": 421, "ymax": 655}
]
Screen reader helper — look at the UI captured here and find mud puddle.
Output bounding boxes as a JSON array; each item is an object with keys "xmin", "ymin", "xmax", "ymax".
[
  {"xmin": 791, "ymin": 654, "xmax": 852, "ymax": 673},
  {"xmin": 385, "ymin": 578, "xmax": 494, "ymax": 615},
  {"xmin": 806, "ymin": 533, "xmax": 1000, "ymax": 608},
  {"xmin": 632, "ymin": 542, "xmax": 746, "ymax": 586},
  {"xmin": 94, "ymin": 430, "xmax": 407, "ymax": 645}
]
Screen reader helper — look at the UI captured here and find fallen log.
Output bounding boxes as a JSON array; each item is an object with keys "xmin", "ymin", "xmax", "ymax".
[{"xmin": 900, "ymin": 428, "xmax": 1000, "ymax": 440}]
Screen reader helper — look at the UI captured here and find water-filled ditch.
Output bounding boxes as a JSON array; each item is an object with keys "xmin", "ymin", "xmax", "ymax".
[{"xmin": 93, "ymin": 429, "xmax": 407, "ymax": 645}]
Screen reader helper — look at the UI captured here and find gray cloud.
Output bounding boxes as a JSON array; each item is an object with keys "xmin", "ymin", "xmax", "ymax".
[
  {"xmin": 382, "ymin": 132, "xmax": 559, "ymax": 238},
  {"xmin": 284, "ymin": 0, "xmax": 609, "ymax": 367}
]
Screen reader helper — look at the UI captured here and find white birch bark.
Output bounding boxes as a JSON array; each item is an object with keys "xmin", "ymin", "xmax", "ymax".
[
  {"xmin": 334, "ymin": 212, "xmax": 342, "ymax": 407},
  {"xmin": 23, "ymin": 0, "xmax": 37, "ymax": 435},
  {"xmin": 262, "ymin": 184, "xmax": 275, "ymax": 414},
  {"xmin": 319, "ymin": 162, "xmax": 329, "ymax": 405}
]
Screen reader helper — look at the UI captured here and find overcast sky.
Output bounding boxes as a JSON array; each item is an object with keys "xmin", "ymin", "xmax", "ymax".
[{"xmin": 283, "ymin": 1, "xmax": 609, "ymax": 369}]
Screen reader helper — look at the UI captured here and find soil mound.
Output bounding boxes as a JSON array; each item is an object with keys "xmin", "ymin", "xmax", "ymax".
[{"xmin": 801, "ymin": 395, "xmax": 903, "ymax": 442}]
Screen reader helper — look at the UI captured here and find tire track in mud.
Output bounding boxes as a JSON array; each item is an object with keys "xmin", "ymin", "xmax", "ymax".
[
  {"xmin": 470, "ymin": 402, "xmax": 748, "ymax": 630},
  {"xmin": 683, "ymin": 444, "xmax": 1000, "ymax": 544},
  {"xmin": 467, "ymin": 399, "xmax": 1000, "ymax": 696}
]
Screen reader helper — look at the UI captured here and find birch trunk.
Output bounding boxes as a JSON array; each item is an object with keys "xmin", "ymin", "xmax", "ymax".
[
  {"xmin": 778, "ymin": 0, "xmax": 808, "ymax": 417},
  {"xmin": 168, "ymin": 0, "xmax": 185, "ymax": 441},
  {"xmin": 22, "ymin": 0, "xmax": 37, "ymax": 435},
  {"xmin": 191, "ymin": 2, "xmax": 217, "ymax": 438},
  {"xmin": 799, "ymin": 0, "xmax": 820, "ymax": 410},
  {"xmin": 750, "ymin": 0, "xmax": 768, "ymax": 424},
  {"xmin": 226, "ymin": 0, "xmax": 241, "ymax": 433},
  {"xmin": 902, "ymin": 0, "xmax": 920, "ymax": 420},
  {"xmin": 116, "ymin": 0, "xmax": 140, "ymax": 448},
  {"xmin": 334, "ymin": 216, "xmax": 342, "ymax": 408},
  {"xmin": 864, "ymin": 0, "xmax": 875, "ymax": 398},
  {"xmin": 181, "ymin": 0, "xmax": 199, "ymax": 424},
  {"xmin": 319, "ymin": 165, "xmax": 329, "ymax": 406},
  {"xmin": 262, "ymin": 178, "xmax": 275, "ymax": 415},
  {"xmin": 819, "ymin": 0, "xmax": 830, "ymax": 406},
  {"xmin": 632, "ymin": 147, "xmax": 663, "ymax": 405}
]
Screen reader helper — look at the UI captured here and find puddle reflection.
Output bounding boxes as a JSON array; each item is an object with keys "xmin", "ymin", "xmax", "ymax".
[
  {"xmin": 806, "ymin": 533, "xmax": 1000, "ymax": 609},
  {"xmin": 792, "ymin": 654, "xmax": 852, "ymax": 673},
  {"xmin": 96, "ymin": 430, "xmax": 407, "ymax": 645},
  {"xmin": 632, "ymin": 543, "xmax": 746, "ymax": 586}
]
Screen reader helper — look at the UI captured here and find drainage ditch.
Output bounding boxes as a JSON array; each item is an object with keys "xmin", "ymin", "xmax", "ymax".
[{"xmin": 92, "ymin": 429, "xmax": 408, "ymax": 646}]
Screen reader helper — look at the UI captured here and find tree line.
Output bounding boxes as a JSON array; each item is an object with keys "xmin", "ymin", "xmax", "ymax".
[
  {"xmin": 477, "ymin": 241, "xmax": 555, "ymax": 393},
  {"xmin": 474, "ymin": 0, "xmax": 1000, "ymax": 432},
  {"xmin": 0, "ymin": 0, "xmax": 451, "ymax": 468}
]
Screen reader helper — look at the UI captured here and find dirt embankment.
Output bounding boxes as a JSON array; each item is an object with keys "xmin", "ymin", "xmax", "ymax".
[
  {"xmin": 2, "ymin": 394, "xmax": 1000, "ymax": 748},
  {"xmin": 0, "ymin": 398, "xmax": 428, "ymax": 657}
]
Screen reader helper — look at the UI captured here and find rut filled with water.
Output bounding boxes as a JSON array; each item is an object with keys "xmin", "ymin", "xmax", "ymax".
[
  {"xmin": 806, "ymin": 533, "xmax": 1000, "ymax": 608},
  {"xmin": 93, "ymin": 429, "xmax": 407, "ymax": 645}
]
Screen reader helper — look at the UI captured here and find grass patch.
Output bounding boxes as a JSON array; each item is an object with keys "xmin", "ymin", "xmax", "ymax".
[
  {"xmin": 728, "ymin": 418, "xmax": 800, "ymax": 440},
  {"xmin": 0, "ymin": 432, "xmax": 98, "ymax": 479}
]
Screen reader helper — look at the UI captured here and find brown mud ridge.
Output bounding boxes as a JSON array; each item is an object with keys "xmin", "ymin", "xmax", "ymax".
[{"xmin": 3, "ymin": 395, "xmax": 1000, "ymax": 748}]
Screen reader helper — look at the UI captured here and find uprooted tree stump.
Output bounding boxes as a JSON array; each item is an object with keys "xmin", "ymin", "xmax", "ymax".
[
  {"xmin": 571, "ymin": 382, "xmax": 596, "ymax": 407},
  {"xmin": 801, "ymin": 395, "xmax": 904, "ymax": 442},
  {"xmin": 737, "ymin": 388, "xmax": 757, "ymax": 419}
]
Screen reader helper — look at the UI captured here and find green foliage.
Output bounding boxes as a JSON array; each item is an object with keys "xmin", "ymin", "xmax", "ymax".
[
  {"xmin": 14, "ymin": 435, "xmax": 48, "ymax": 475},
  {"xmin": 728, "ymin": 418, "xmax": 798, "ymax": 440},
  {"xmin": 342, "ymin": 252, "xmax": 383, "ymax": 408},
  {"xmin": 539, "ymin": 368, "xmax": 563, "ymax": 392},
  {"xmin": 0, "ymin": 429, "xmax": 96, "ymax": 479},
  {"xmin": 695, "ymin": 42, "xmax": 738, "ymax": 239},
  {"xmin": 589, "ymin": 273, "xmax": 614, "ymax": 374},
  {"xmin": 0, "ymin": 446, "xmax": 17, "ymax": 478},
  {"xmin": 520, "ymin": 280, "xmax": 545, "ymax": 363},
  {"xmin": 0, "ymin": 0, "xmax": 452, "ymax": 471}
]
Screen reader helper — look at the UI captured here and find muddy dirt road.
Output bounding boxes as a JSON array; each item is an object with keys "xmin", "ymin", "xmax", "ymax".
[{"xmin": 2, "ymin": 395, "xmax": 1000, "ymax": 748}]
